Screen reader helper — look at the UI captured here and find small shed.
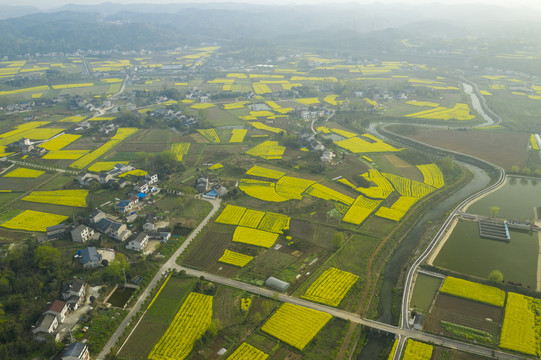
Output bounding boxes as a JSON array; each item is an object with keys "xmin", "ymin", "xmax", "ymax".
[
  {"xmin": 265, "ymin": 277, "xmax": 290, "ymax": 292},
  {"xmin": 413, "ymin": 313, "xmax": 425, "ymax": 331}
]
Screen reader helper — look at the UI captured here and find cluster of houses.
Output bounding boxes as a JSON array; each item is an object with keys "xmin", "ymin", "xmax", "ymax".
[
  {"xmin": 74, "ymin": 209, "xmax": 171, "ymax": 269},
  {"xmin": 195, "ymin": 174, "xmax": 228, "ymax": 199},
  {"xmin": 32, "ymin": 279, "xmax": 86, "ymax": 341},
  {"xmin": 299, "ymin": 133, "xmax": 336, "ymax": 163}
]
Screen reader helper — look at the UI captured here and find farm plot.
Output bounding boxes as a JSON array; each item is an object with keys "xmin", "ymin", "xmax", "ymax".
[
  {"xmin": 334, "ymin": 135, "xmax": 400, "ymax": 153},
  {"xmin": 424, "ymin": 293, "xmax": 503, "ymax": 346},
  {"xmin": 236, "ymin": 250, "xmax": 297, "ymax": 285},
  {"xmin": 417, "ymin": 164, "xmax": 444, "ymax": 188},
  {"xmin": 245, "ymin": 165, "xmax": 285, "ymax": 179},
  {"xmin": 262, "ymin": 303, "xmax": 331, "ymax": 350},
  {"xmin": 232, "ymin": 227, "xmax": 279, "ymax": 248},
  {"xmin": 301, "ymin": 267, "xmax": 358, "ymax": 307},
  {"xmin": 402, "ymin": 340, "xmax": 433, "ymax": 360},
  {"xmin": 342, "ymin": 195, "xmax": 382, "ymax": 225},
  {"xmin": 246, "ymin": 141, "xmax": 285, "ymax": 160},
  {"xmin": 182, "ymin": 230, "xmax": 240, "ymax": 277},
  {"xmin": 229, "ymin": 129, "xmax": 248, "ymax": 143},
  {"xmin": 39, "ymin": 134, "xmax": 81, "ymax": 151},
  {"xmin": 226, "ymin": 343, "xmax": 268, "ymax": 360},
  {"xmin": 218, "ymin": 249, "xmax": 254, "ymax": 267},
  {"xmin": 358, "ymin": 169, "xmax": 394, "ymax": 199},
  {"xmin": 439, "ymin": 277, "xmax": 505, "ymax": 307},
  {"xmin": 3, "ymin": 167, "xmax": 45, "ymax": 178},
  {"xmin": 148, "ymin": 292, "xmax": 213, "ymax": 360},
  {"xmin": 239, "ymin": 179, "xmax": 289, "ymax": 202},
  {"xmin": 500, "ymin": 292, "xmax": 541, "ymax": 355},
  {"xmin": 398, "ymin": 127, "xmax": 528, "ymax": 171},
  {"xmin": 22, "ymin": 189, "xmax": 88, "ymax": 207},
  {"xmin": 117, "ymin": 277, "xmax": 196, "ymax": 360},
  {"xmin": 1, "ymin": 210, "xmax": 68, "ymax": 232}
]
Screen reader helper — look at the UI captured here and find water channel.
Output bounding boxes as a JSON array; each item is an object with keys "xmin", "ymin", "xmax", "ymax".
[{"xmin": 358, "ymin": 163, "xmax": 491, "ymax": 359}]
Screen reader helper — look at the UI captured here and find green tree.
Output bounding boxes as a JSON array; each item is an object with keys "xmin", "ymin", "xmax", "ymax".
[
  {"xmin": 488, "ymin": 270, "xmax": 503, "ymax": 283},
  {"xmin": 521, "ymin": 167, "xmax": 531, "ymax": 175},
  {"xmin": 34, "ymin": 244, "xmax": 62, "ymax": 272},
  {"xmin": 490, "ymin": 206, "xmax": 500, "ymax": 217},
  {"xmin": 511, "ymin": 165, "xmax": 520, "ymax": 173},
  {"xmin": 332, "ymin": 232, "xmax": 344, "ymax": 249}
]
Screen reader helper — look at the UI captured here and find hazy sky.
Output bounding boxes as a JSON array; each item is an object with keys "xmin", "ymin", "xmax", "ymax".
[{"xmin": 3, "ymin": 0, "xmax": 541, "ymax": 11}]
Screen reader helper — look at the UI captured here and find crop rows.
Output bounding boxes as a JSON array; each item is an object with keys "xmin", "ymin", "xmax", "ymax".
[
  {"xmin": 359, "ymin": 169, "xmax": 394, "ymax": 199},
  {"xmin": 405, "ymin": 103, "xmax": 475, "ymax": 121},
  {"xmin": 226, "ymin": 343, "xmax": 268, "ymax": 360},
  {"xmin": 261, "ymin": 303, "xmax": 331, "ymax": 350},
  {"xmin": 405, "ymin": 100, "xmax": 439, "ymax": 107},
  {"xmin": 70, "ymin": 128, "xmax": 137, "ymax": 169},
  {"xmin": 383, "ymin": 173, "xmax": 434, "ymax": 197},
  {"xmin": 170, "ymin": 143, "xmax": 190, "ymax": 161},
  {"xmin": 245, "ymin": 165, "xmax": 285, "ymax": 179},
  {"xmin": 148, "ymin": 292, "xmax": 213, "ymax": 360},
  {"xmin": 250, "ymin": 122, "xmax": 284, "ymax": 134},
  {"xmin": 40, "ymin": 134, "xmax": 81, "ymax": 151},
  {"xmin": 3, "ymin": 167, "xmax": 44, "ymax": 178},
  {"xmin": 1, "ymin": 210, "xmax": 68, "ymax": 232},
  {"xmin": 223, "ymin": 101, "xmax": 250, "ymax": 110},
  {"xmin": 376, "ymin": 196, "xmax": 418, "ymax": 222},
  {"xmin": 218, "ymin": 249, "xmax": 254, "ymax": 267},
  {"xmin": 440, "ymin": 277, "xmax": 505, "ymax": 307},
  {"xmin": 334, "ymin": 136, "xmax": 399, "ymax": 153},
  {"xmin": 258, "ymin": 212, "xmax": 290, "ymax": 233},
  {"xmin": 500, "ymin": 292, "xmax": 541, "ymax": 355},
  {"xmin": 331, "ymin": 128, "xmax": 357, "ymax": 138},
  {"xmin": 215, "ymin": 205, "xmax": 247, "ymax": 225},
  {"xmin": 197, "ymin": 128, "xmax": 221, "ymax": 143},
  {"xmin": 239, "ymin": 209, "xmax": 265, "ymax": 228},
  {"xmin": 342, "ymin": 195, "xmax": 382, "ymax": 225},
  {"xmin": 232, "ymin": 226, "xmax": 279, "ymax": 248},
  {"xmin": 276, "ymin": 176, "xmax": 315, "ymax": 200},
  {"xmin": 229, "ymin": 129, "xmax": 247, "ymax": 143},
  {"xmin": 246, "ymin": 141, "xmax": 285, "ymax": 160},
  {"xmin": 306, "ymin": 183, "xmax": 355, "ymax": 205},
  {"xmin": 22, "ymin": 189, "xmax": 88, "ymax": 207},
  {"xmin": 253, "ymin": 83, "xmax": 272, "ymax": 95},
  {"xmin": 402, "ymin": 340, "xmax": 433, "ymax": 360},
  {"xmin": 239, "ymin": 179, "xmax": 289, "ymax": 202},
  {"xmin": 338, "ymin": 178, "xmax": 357, "ymax": 189},
  {"xmin": 302, "ymin": 267, "xmax": 359, "ymax": 307},
  {"xmin": 417, "ymin": 164, "xmax": 444, "ymax": 188},
  {"xmin": 43, "ymin": 150, "xmax": 89, "ymax": 160}
]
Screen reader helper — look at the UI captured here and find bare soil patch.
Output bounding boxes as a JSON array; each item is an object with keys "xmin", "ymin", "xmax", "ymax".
[{"xmin": 399, "ymin": 128, "xmax": 528, "ymax": 171}]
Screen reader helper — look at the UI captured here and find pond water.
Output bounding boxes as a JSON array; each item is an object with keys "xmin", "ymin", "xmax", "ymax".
[
  {"xmin": 466, "ymin": 177, "xmax": 541, "ymax": 220},
  {"xmin": 107, "ymin": 287, "xmax": 135, "ymax": 308},
  {"xmin": 410, "ymin": 274, "xmax": 442, "ymax": 314},
  {"xmin": 432, "ymin": 220, "xmax": 538, "ymax": 289}
]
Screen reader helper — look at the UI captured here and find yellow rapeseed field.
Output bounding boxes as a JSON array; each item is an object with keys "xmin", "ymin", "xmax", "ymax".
[
  {"xmin": 262, "ymin": 303, "xmax": 331, "ymax": 350},
  {"xmin": 302, "ymin": 267, "xmax": 359, "ymax": 307},
  {"xmin": 148, "ymin": 292, "xmax": 213, "ymax": 360},
  {"xmin": 3, "ymin": 167, "xmax": 44, "ymax": 178},
  {"xmin": 22, "ymin": 189, "xmax": 88, "ymax": 207},
  {"xmin": 1, "ymin": 210, "xmax": 68, "ymax": 232},
  {"xmin": 232, "ymin": 226, "xmax": 279, "ymax": 248}
]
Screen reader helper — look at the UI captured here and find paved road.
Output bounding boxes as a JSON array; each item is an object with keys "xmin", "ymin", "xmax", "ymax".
[
  {"xmin": 173, "ymin": 267, "xmax": 525, "ymax": 360},
  {"xmin": 7, "ymin": 159, "xmax": 78, "ymax": 175},
  {"xmin": 97, "ymin": 198, "xmax": 221, "ymax": 360}
]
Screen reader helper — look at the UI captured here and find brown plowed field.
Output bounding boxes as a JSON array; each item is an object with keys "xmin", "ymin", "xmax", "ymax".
[
  {"xmin": 399, "ymin": 128, "xmax": 528, "ymax": 171},
  {"xmin": 425, "ymin": 293, "xmax": 503, "ymax": 344}
]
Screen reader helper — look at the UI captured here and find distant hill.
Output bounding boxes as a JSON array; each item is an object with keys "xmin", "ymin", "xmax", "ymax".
[
  {"xmin": 0, "ymin": 5, "xmax": 41, "ymax": 20},
  {"xmin": 0, "ymin": 2, "xmax": 540, "ymax": 57}
]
